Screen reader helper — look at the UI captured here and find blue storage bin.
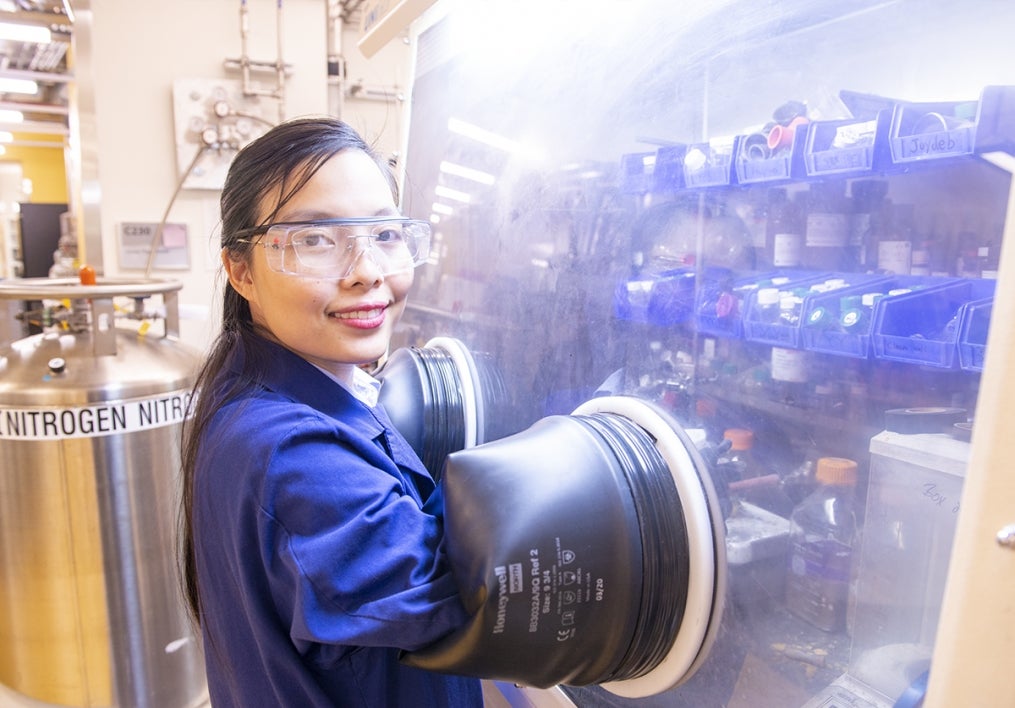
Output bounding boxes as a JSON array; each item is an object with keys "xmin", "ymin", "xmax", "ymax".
[
  {"xmin": 741, "ymin": 272, "xmax": 838, "ymax": 348},
  {"xmin": 619, "ymin": 151, "xmax": 656, "ymax": 194},
  {"xmin": 801, "ymin": 275, "xmax": 944, "ymax": 359},
  {"xmin": 735, "ymin": 122, "xmax": 808, "ymax": 184},
  {"xmin": 613, "ymin": 268, "xmax": 696, "ymax": 325},
  {"xmin": 958, "ymin": 297, "xmax": 993, "ymax": 372},
  {"xmin": 693, "ymin": 268, "xmax": 757, "ymax": 338},
  {"xmin": 888, "ymin": 86, "xmax": 1015, "ymax": 165},
  {"xmin": 804, "ymin": 111, "xmax": 892, "ymax": 177},
  {"xmin": 652, "ymin": 145, "xmax": 686, "ymax": 193},
  {"xmin": 683, "ymin": 137, "xmax": 737, "ymax": 188},
  {"xmin": 872, "ymin": 278, "xmax": 997, "ymax": 368}
]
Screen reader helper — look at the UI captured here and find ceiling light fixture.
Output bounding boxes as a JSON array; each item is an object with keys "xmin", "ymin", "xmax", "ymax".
[
  {"xmin": 0, "ymin": 21, "xmax": 52, "ymax": 44},
  {"xmin": 447, "ymin": 117, "xmax": 546, "ymax": 163},
  {"xmin": 0, "ymin": 78, "xmax": 39, "ymax": 95},
  {"xmin": 447, "ymin": 118, "xmax": 519, "ymax": 153},
  {"xmin": 439, "ymin": 160, "xmax": 496, "ymax": 186},
  {"xmin": 434, "ymin": 185, "xmax": 472, "ymax": 204},
  {"xmin": 0, "ymin": 109, "xmax": 24, "ymax": 123}
]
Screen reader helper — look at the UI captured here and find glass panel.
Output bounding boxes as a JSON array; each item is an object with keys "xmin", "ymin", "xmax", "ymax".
[{"xmin": 398, "ymin": 1, "xmax": 1013, "ymax": 704}]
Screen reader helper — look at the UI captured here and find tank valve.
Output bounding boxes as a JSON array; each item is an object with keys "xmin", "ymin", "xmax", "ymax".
[{"xmin": 79, "ymin": 265, "xmax": 96, "ymax": 285}]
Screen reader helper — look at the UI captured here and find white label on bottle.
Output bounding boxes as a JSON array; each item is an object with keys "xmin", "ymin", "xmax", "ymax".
[
  {"xmin": 878, "ymin": 240, "xmax": 912, "ymax": 275},
  {"xmin": 771, "ymin": 347, "xmax": 808, "ymax": 382},
  {"xmin": 805, "ymin": 213, "xmax": 850, "ymax": 247},
  {"xmin": 773, "ymin": 233, "xmax": 802, "ymax": 267}
]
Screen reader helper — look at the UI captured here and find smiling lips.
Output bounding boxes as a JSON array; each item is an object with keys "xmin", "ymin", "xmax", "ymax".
[{"xmin": 331, "ymin": 305, "xmax": 387, "ymax": 329}]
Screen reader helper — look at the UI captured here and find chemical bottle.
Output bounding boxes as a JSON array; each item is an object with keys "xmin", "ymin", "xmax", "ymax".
[
  {"xmin": 765, "ymin": 188, "xmax": 804, "ymax": 269},
  {"xmin": 778, "ymin": 289, "xmax": 804, "ymax": 326},
  {"xmin": 978, "ymin": 221, "xmax": 1003, "ymax": 280},
  {"xmin": 770, "ymin": 346, "xmax": 808, "ymax": 406},
  {"xmin": 785, "ymin": 457, "xmax": 859, "ymax": 632},
  {"xmin": 840, "ymin": 292, "xmax": 881, "ymax": 335},
  {"xmin": 876, "ymin": 202, "xmax": 915, "ymax": 275},
  {"xmin": 802, "ymin": 181, "xmax": 851, "ymax": 270},
  {"xmin": 742, "ymin": 188, "xmax": 770, "ymax": 271},
  {"xmin": 849, "ymin": 179, "xmax": 889, "ymax": 271},
  {"xmin": 720, "ymin": 428, "xmax": 757, "ymax": 479},
  {"xmin": 755, "ymin": 287, "xmax": 781, "ymax": 324}
]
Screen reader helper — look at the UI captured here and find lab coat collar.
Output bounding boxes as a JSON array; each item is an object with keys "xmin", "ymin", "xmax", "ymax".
[{"xmin": 227, "ymin": 334, "xmax": 436, "ymax": 493}]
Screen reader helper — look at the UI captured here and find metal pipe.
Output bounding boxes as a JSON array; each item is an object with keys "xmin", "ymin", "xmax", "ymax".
[
  {"xmin": 275, "ymin": 0, "xmax": 285, "ymax": 122},
  {"xmin": 66, "ymin": 0, "xmax": 102, "ymax": 275},
  {"xmin": 340, "ymin": 0, "xmax": 368, "ymax": 22},
  {"xmin": 144, "ymin": 146, "xmax": 209, "ymax": 279},
  {"xmin": 327, "ymin": 0, "xmax": 345, "ymax": 118},
  {"xmin": 239, "ymin": 0, "xmax": 253, "ymax": 97},
  {"xmin": 232, "ymin": 0, "xmax": 288, "ymax": 119}
]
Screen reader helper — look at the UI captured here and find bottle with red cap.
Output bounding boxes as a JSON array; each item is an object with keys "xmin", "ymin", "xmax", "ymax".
[{"xmin": 785, "ymin": 456, "xmax": 860, "ymax": 632}]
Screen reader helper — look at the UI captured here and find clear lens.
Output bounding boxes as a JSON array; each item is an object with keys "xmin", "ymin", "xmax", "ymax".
[{"xmin": 260, "ymin": 219, "xmax": 430, "ymax": 278}]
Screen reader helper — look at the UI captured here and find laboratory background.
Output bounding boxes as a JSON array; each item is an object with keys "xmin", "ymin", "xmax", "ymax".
[{"xmin": 1, "ymin": 1, "xmax": 1015, "ymax": 707}]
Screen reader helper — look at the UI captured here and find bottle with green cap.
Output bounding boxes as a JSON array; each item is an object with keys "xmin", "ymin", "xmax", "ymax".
[{"xmin": 785, "ymin": 456, "xmax": 860, "ymax": 632}]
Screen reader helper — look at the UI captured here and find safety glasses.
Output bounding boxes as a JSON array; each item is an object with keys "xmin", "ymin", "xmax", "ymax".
[{"xmin": 236, "ymin": 216, "xmax": 431, "ymax": 279}]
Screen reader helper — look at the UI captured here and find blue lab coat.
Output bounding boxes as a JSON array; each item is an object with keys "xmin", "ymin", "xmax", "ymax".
[{"xmin": 192, "ymin": 336, "xmax": 483, "ymax": 707}]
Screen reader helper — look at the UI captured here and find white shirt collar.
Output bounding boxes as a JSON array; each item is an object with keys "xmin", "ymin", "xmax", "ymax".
[{"xmin": 311, "ymin": 362, "xmax": 381, "ymax": 408}]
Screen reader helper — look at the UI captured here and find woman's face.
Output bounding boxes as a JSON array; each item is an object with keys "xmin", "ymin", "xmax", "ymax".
[{"xmin": 224, "ymin": 149, "xmax": 413, "ymax": 373}]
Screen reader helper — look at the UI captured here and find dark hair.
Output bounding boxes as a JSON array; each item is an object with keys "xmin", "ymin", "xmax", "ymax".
[{"xmin": 178, "ymin": 117, "xmax": 396, "ymax": 625}]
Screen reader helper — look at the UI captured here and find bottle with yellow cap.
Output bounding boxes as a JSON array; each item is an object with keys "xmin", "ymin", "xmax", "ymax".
[{"xmin": 785, "ymin": 456, "xmax": 860, "ymax": 632}]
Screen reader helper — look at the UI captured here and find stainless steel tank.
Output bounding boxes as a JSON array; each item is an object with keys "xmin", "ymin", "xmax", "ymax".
[{"xmin": 0, "ymin": 277, "xmax": 206, "ymax": 707}]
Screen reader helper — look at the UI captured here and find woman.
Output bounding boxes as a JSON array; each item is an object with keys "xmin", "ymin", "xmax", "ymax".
[{"xmin": 179, "ymin": 117, "xmax": 483, "ymax": 707}]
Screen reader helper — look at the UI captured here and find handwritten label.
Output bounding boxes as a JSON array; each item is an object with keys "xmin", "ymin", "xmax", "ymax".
[
  {"xmin": 923, "ymin": 482, "xmax": 960, "ymax": 514},
  {"xmin": 743, "ymin": 157, "xmax": 790, "ymax": 181},
  {"xmin": 898, "ymin": 129, "xmax": 971, "ymax": 159},
  {"xmin": 813, "ymin": 148, "xmax": 868, "ymax": 173}
]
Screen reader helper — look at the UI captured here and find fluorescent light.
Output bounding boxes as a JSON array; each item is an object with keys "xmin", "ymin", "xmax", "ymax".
[
  {"xmin": 0, "ymin": 109, "xmax": 23, "ymax": 123},
  {"xmin": 446, "ymin": 117, "xmax": 546, "ymax": 163},
  {"xmin": 0, "ymin": 22, "xmax": 52, "ymax": 44},
  {"xmin": 429, "ymin": 214, "xmax": 441, "ymax": 224},
  {"xmin": 447, "ymin": 117, "xmax": 520, "ymax": 153},
  {"xmin": 434, "ymin": 185, "xmax": 472, "ymax": 204},
  {"xmin": 0, "ymin": 132, "xmax": 13, "ymax": 143},
  {"xmin": 0, "ymin": 78, "xmax": 39, "ymax": 95},
  {"xmin": 431, "ymin": 202, "xmax": 454, "ymax": 216},
  {"xmin": 439, "ymin": 160, "xmax": 496, "ymax": 186}
]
